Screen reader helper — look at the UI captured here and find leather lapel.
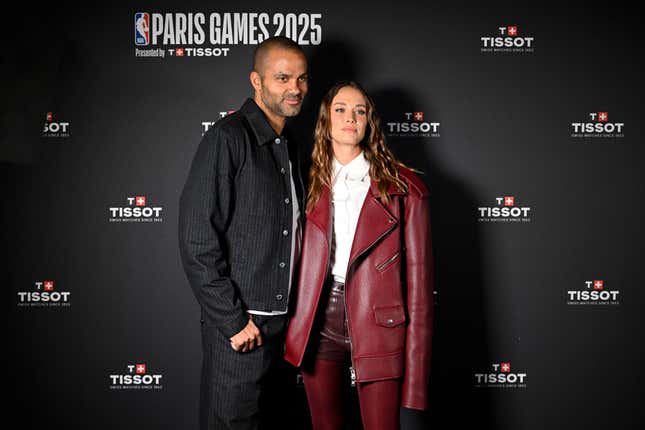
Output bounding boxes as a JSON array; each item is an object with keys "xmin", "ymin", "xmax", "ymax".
[
  {"xmin": 348, "ymin": 184, "xmax": 399, "ymax": 267},
  {"xmin": 308, "ymin": 186, "xmax": 332, "ymax": 243}
]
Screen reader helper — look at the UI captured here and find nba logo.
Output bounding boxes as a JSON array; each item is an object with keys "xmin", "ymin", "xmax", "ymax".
[{"xmin": 134, "ymin": 12, "xmax": 150, "ymax": 46}]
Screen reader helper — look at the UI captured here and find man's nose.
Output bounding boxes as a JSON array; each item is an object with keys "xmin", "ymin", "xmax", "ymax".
[{"xmin": 289, "ymin": 79, "xmax": 301, "ymax": 94}]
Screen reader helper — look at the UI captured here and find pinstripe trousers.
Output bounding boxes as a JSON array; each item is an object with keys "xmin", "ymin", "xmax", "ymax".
[{"xmin": 200, "ymin": 314, "xmax": 290, "ymax": 430}]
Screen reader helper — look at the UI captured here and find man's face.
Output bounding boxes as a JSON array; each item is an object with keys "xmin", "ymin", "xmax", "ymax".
[{"xmin": 256, "ymin": 49, "xmax": 308, "ymax": 118}]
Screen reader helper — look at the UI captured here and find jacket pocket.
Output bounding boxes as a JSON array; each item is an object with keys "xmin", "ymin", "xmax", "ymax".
[
  {"xmin": 375, "ymin": 251, "xmax": 400, "ymax": 272},
  {"xmin": 373, "ymin": 304, "xmax": 406, "ymax": 328}
]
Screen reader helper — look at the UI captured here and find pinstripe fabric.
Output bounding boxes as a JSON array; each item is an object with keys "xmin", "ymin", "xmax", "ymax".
[
  {"xmin": 179, "ymin": 98, "xmax": 305, "ymax": 429},
  {"xmin": 200, "ymin": 315, "xmax": 290, "ymax": 430}
]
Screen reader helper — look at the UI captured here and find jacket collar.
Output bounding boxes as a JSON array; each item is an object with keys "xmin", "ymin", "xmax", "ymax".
[
  {"xmin": 307, "ymin": 180, "xmax": 402, "ymax": 269},
  {"xmin": 347, "ymin": 185, "xmax": 399, "ymax": 266},
  {"xmin": 239, "ymin": 98, "xmax": 279, "ymax": 146},
  {"xmin": 369, "ymin": 178, "xmax": 407, "ymax": 197}
]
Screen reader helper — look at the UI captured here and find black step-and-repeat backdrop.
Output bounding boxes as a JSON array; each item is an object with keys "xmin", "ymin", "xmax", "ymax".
[{"xmin": 5, "ymin": 1, "xmax": 644, "ymax": 429}]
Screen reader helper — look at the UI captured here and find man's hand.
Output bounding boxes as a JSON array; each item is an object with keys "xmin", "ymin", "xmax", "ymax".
[{"xmin": 229, "ymin": 317, "xmax": 263, "ymax": 352}]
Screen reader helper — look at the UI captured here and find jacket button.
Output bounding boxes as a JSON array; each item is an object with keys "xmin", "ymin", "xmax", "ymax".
[
  {"xmin": 284, "ymin": 198, "xmax": 290, "ymax": 204},
  {"xmin": 282, "ymin": 229, "xmax": 289, "ymax": 236},
  {"xmin": 280, "ymin": 167, "xmax": 286, "ymax": 174},
  {"xmin": 279, "ymin": 262, "xmax": 286, "ymax": 268},
  {"xmin": 388, "ymin": 218, "xmax": 394, "ymax": 224},
  {"xmin": 275, "ymin": 137, "xmax": 281, "ymax": 144},
  {"xmin": 386, "ymin": 318, "xmax": 394, "ymax": 324},
  {"xmin": 276, "ymin": 294, "xmax": 283, "ymax": 301}
]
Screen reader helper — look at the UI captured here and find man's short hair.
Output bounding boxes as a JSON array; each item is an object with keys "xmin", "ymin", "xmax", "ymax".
[{"xmin": 252, "ymin": 36, "xmax": 306, "ymax": 74}]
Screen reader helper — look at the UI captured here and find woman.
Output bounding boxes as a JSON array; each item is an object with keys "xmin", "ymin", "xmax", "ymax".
[{"xmin": 284, "ymin": 81, "xmax": 434, "ymax": 430}]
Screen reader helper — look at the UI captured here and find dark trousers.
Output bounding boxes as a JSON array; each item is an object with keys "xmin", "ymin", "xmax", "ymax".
[
  {"xmin": 200, "ymin": 314, "xmax": 290, "ymax": 430},
  {"xmin": 302, "ymin": 280, "xmax": 401, "ymax": 430}
]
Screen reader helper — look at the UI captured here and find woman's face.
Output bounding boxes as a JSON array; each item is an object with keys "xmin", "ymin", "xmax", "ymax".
[{"xmin": 329, "ymin": 86, "xmax": 368, "ymax": 149}]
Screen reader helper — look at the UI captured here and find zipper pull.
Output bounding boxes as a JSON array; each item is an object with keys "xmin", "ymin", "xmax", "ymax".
[{"xmin": 349, "ymin": 366, "xmax": 356, "ymax": 387}]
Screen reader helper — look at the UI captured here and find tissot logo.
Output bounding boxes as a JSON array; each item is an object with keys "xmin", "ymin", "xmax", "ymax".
[
  {"xmin": 17, "ymin": 280, "xmax": 71, "ymax": 307},
  {"xmin": 477, "ymin": 196, "xmax": 532, "ymax": 223},
  {"xmin": 42, "ymin": 112, "xmax": 70, "ymax": 137},
  {"xmin": 134, "ymin": 11, "xmax": 323, "ymax": 59},
  {"xmin": 481, "ymin": 25, "xmax": 534, "ymax": 53},
  {"xmin": 385, "ymin": 112, "xmax": 440, "ymax": 138},
  {"xmin": 108, "ymin": 196, "xmax": 163, "ymax": 223},
  {"xmin": 570, "ymin": 112, "xmax": 624, "ymax": 138},
  {"xmin": 201, "ymin": 110, "xmax": 237, "ymax": 135},
  {"xmin": 474, "ymin": 362, "xmax": 527, "ymax": 388},
  {"xmin": 567, "ymin": 279, "xmax": 620, "ymax": 305},
  {"xmin": 109, "ymin": 363, "xmax": 163, "ymax": 390}
]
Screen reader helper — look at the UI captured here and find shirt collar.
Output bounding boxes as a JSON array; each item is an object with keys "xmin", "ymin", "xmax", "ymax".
[
  {"xmin": 239, "ymin": 98, "xmax": 279, "ymax": 146},
  {"xmin": 333, "ymin": 151, "xmax": 370, "ymax": 182}
]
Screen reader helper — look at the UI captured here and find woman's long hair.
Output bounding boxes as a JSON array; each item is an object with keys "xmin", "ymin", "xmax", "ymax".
[{"xmin": 306, "ymin": 81, "xmax": 409, "ymax": 213}]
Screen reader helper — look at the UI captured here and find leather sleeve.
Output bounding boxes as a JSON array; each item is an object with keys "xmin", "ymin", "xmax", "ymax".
[{"xmin": 401, "ymin": 192, "xmax": 434, "ymax": 410}]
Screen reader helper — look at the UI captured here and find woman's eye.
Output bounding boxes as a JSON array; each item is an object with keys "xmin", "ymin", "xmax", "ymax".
[
  {"xmin": 335, "ymin": 108, "xmax": 344, "ymax": 113},
  {"xmin": 356, "ymin": 110, "xmax": 366, "ymax": 115}
]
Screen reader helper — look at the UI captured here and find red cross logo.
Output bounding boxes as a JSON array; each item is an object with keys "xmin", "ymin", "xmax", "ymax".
[
  {"xmin": 504, "ymin": 196, "xmax": 515, "ymax": 206},
  {"xmin": 176, "ymin": 48, "xmax": 185, "ymax": 57},
  {"xmin": 136, "ymin": 363, "xmax": 146, "ymax": 374},
  {"xmin": 593, "ymin": 280, "xmax": 604, "ymax": 290},
  {"xmin": 508, "ymin": 26, "xmax": 518, "ymax": 36},
  {"xmin": 500, "ymin": 362, "xmax": 511, "ymax": 372},
  {"xmin": 46, "ymin": 112, "xmax": 53, "ymax": 122},
  {"xmin": 44, "ymin": 281, "xmax": 54, "ymax": 291},
  {"xmin": 414, "ymin": 112, "xmax": 424, "ymax": 121},
  {"xmin": 598, "ymin": 112, "xmax": 608, "ymax": 122},
  {"xmin": 136, "ymin": 196, "xmax": 146, "ymax": 206}
]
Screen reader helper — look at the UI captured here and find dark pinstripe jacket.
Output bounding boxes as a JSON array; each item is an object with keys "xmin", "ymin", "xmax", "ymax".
[{"xmin": 178, "ymin": 98, "xmax": 304, "ymax": 338}]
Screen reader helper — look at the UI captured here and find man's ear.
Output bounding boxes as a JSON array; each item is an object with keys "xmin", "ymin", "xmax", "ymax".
[{"xmin": 250, "ymin": 71, "xmax": 262, "ymax": 92}]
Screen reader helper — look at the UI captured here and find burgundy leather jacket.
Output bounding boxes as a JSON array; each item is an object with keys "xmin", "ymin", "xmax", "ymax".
[{"xmin": 284, "ymin": 167, "xmax": 434, "ymax": 410}]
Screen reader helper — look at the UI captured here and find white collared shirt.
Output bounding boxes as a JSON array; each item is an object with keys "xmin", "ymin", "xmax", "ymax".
[{"xmin": 331, "ymin": 151, "xmax": 371, "ymax": 282}]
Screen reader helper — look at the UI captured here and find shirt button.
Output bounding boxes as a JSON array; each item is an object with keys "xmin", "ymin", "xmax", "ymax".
[
  {"xmin": 279, "ymin": 262, "xmax": 286, "ymax": 268},
  {"xmin": 275, "ymin": 137, "xmax": 281, "ymax": 144},
  {"xmin": 276, "ymin": 294, "xmax": 283, "ymax": 301},
  {"xmin": 284, "ymin": 198, "xmax": 290, "ymax": 204},
  {"xmin": 280, "ymin": 167, "xmax": 286, "ymax": 174},
  {"xmin": 282, "ymin": 229, "xmax": 289, "ymax": 236}
]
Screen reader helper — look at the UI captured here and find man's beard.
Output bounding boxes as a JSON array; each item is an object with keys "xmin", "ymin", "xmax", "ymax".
[{"xmin": 261, "ymin": 86, "xmax": 302, "ymax": 118}]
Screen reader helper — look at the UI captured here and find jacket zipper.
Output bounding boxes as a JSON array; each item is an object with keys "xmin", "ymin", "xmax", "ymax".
[
  {"xmin": 375, "ymin": 251, "xmax": 400, "ymax": 272},
  {"xmin": 343, "ymin": 200, "xmax": 398, "ymax": 388}
]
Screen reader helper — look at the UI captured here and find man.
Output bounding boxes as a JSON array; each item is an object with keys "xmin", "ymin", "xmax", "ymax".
[{"xmin": 178, "ymin": 36, "xmax": 308, "ymax": 429}]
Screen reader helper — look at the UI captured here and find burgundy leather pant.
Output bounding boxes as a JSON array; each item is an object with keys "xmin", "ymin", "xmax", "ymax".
[{"xmin": 302, "ymin": 279, "xmax": 401, "ymax": 430}]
